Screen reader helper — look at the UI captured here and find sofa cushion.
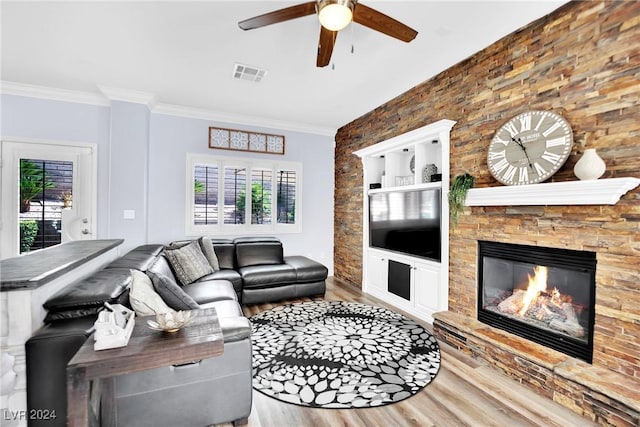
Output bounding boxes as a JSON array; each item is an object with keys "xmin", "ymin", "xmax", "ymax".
[
  {"xmin": 129, "ymin": 270, "xmax": 174, "ymax": 316},
  {"xmin": 147, "ymin": 255, "xmax": 175, "ymax": 279},
  {"xmin": 198, "ymin": 237, "xmax": 220, "ymax": 271},
  {"xmin": 44, "ymin": 306, "xmax": 103, "ymax": 323},
  {"xmin": 234, "ymin": 237, "xmax": 283, "ymax": 268},
  {"xmin": 164, "ymin": 240, "xmax": 214, "ymax": 286},
  {"xmin": 43, "ymin": 268, "xmax": 132, "ymax": 312},
  {"xmin": 199, "ymin": 299, "xmax": 243, "ymax": 318},
  {"xmin": 284, "ymin": 256, "xmax": 329, "ymax": 282},
  {"xmin": 218, "ymin": 317, "xmax": 252, "ymax": 343},
  {"xmin": 198, "ymin": 270, "xmax": 242, "ymax": 294},
  {"xmin": 239, "ymin": 264, "xmax": 297, "ymax": 288},
  {"xmin": 147, "ymin": 270, "xmax": 200, "ymax": 311},
  {"xmin": 105, "ymin": 245, "xmax": 164, "ymax": 271},
  {"xmin": 210, "ymin": 240, "xmax": 236, "ymax": 270},
  {"xmin": 182, "ymin": 279, "xmax": 237, "ymax": 305}
]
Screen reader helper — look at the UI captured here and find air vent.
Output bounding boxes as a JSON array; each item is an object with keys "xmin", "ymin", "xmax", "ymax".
[{"xmin": 233, "ymin": 63, "xmax": 268, "ymax": 82}]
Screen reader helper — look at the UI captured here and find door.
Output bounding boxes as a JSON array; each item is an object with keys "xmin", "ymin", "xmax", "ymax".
[
  {"xmin": 414, "ymin": 261, "xmax": 441, "ymax": 314},
  {"xmin": 1, "ymin": 139, "xmax": 97, "ymax": 259}
]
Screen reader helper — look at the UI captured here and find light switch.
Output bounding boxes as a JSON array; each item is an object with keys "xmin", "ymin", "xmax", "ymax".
[{"xmin": 123, "ymin": 210, "xmax": 135, "ymax": 220}]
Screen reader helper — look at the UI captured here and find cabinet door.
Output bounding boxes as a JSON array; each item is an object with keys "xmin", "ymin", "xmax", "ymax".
[
  {"xmin": 388, "ymin": 259, "xmax": 411, "ymax": 300},
  {"xmin": 366, "ymin": 252, "xmax": 388, "ymax": 293},
  {"xmin": 414, "ymin": 263, "xmax": 441, "ymax": 313}
]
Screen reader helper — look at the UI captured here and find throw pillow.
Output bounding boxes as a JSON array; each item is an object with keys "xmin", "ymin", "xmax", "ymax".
[
  {"xmin": 129, "ymin": 269, "xmax": 174, "ymax": 316},
  {"xmin": 147, "ymin": 270, "xmax": 200, "ymax": 311},
  {"xmin": 198, "ymin": 236, "xmax": 220, "ymax": 271},
  {"xmin": 163, "ymin": 240, "xmax": 214, "ymax": 286}
]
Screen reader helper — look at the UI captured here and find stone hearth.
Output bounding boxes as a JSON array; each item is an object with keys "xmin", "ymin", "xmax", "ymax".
[{"xmin": 433, "ymin": 311, "xmax": 640, "ymax": 427}]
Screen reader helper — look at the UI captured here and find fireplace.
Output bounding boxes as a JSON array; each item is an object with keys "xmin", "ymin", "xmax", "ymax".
[{"xmin": 478, "ymin": 241, "xmax": 596, "ymax": 362}]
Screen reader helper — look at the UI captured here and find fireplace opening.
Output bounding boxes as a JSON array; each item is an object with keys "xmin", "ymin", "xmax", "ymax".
[{"xmin": 478, "ymin": 241, "xmax": 596, "ymax": 363}]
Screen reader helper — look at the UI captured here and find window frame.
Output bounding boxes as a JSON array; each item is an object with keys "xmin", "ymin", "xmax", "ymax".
[{"xmin": 186, "ymin": 153, "xmax": 302, "ymax": 236}]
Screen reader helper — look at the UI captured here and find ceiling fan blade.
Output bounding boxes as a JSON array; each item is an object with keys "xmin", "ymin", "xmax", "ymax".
[
  {"xmin": 317, "ymin": 26, "xmax": 337, "ymax": 67},
  {"xmin": 238, "ymin": 1, "xmax": 317, "ymax": 30},
  {"xmin": 353, "ymin": 3, "xmax": 418, "ymax": 42}
]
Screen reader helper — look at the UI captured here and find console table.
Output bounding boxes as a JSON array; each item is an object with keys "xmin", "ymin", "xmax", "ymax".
[{"xmin": 66, "ymin": 307, "xmax": 223, "ymax": 427}]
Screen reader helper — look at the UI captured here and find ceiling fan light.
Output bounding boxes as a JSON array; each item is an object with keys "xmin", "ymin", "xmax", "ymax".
[{"xmin": 318, "ymin": 1, "xmax": 354, "ymax": 31}]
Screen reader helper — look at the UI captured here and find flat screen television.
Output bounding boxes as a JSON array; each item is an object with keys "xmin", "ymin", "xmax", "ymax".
[{"xmin": 369, "ymin": 188, "xmax": 441, "ymax": 262}]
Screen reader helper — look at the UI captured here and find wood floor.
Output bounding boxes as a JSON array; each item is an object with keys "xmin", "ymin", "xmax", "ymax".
[{"xmin": 227, "ymin": 277, "xmax": 596, "ymax": 427}]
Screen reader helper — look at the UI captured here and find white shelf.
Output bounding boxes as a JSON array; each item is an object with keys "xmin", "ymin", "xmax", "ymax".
[
  {"xmin": 368, "ymin": 181, "xmax": 442, "ymax": 194},
  {"xmin": 465, "ymin": 177, "xmax": 640, "ymax": 206}
]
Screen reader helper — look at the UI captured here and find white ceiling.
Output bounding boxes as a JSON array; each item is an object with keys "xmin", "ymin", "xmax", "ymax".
[{"xmin": 1, "ymin": 1, "xmax": 569, "ymax": 135}]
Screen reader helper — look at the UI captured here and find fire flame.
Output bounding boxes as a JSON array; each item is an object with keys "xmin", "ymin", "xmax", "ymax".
[{"xmin": 518, "ymin": 265, "xmax": 549, "ymax": 316}]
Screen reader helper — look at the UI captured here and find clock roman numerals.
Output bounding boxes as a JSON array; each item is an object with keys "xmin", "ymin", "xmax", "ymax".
[
  {"xmin": 542, "ymin": 121, "xmax": 562, "ymax": 137},
  {"xmin": 489, "ymin": 150, "xmax": 506, "ymax": 160},
  {"xmin": 533, "ymin": 162, "xmax": 547, "ymax": 177},
  {"xmin": 502, "ymin": 165, "xmax": 517, "ymax": 182},
  {"xmin": 541, "ymin": 151, "xmax": 562, "ymax": 164},
  {"xmin": 546, "ymin": 136, "xmax": 566, "ymax": 148},
  {"xmin": 488, "ymin": 111, "xmax": 573, "ymax": 185},
  {"xmin": 519, "ymin": 115, "xmax": 532, "ymax": 132},
  {"xmin": 491, "ymin": 158, "xmax": 509, "ymax": 174},
  {"xmin": 518, "ymin": 167, "xmax": 529, "ymax": 183},
  {"xmin": 503, "ymin": 122, "xmax": 519, "ymax": 138}
]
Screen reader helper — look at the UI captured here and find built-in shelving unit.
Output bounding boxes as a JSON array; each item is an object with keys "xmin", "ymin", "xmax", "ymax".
[
  {"xmin": 354, "ymin": 119, "xmax": 456, "ymax": 323},
  {"xmin": 465, "ymin": 177, "xmax": 640, "ymax": 206}
]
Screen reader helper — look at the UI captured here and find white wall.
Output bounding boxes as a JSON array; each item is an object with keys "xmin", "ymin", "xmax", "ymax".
[{"xmin": 1, "ymin": 93, "xmax": 335, "ymax": 273}]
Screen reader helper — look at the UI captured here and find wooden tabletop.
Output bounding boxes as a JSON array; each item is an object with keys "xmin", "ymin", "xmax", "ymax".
[
  {"xmin": 0, "ymin": 239, "xmax": 123, "ymax": 291},
  {"xmin": 67, "ymin": 307, "xmax": 223, "ymax": 426}
]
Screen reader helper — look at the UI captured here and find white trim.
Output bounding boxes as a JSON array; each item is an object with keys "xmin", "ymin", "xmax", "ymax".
[
  {"xmin": 153, "ymin": 103, "xmax": 336, "ymax": 136},
  {"xmin": 97, "ymin": 85, "xmax": 158, "ymax": 109},
  {"xmin": 465, "ymin": 177, "xmax": 640, "ymax": 206},
  {"xmin": 185, "ymin": 152, "xmax": 303, "ymax": 236},
  {"xmin": 0, "ymin": 81, "xmax": 109, "ymax": 106},
  {"xmin": 0, "ymin": 80, "xmax": 337, "ymax": 136}
]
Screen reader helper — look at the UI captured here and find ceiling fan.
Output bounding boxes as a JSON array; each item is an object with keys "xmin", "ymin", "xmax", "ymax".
[{"xmin": 238, "ymin": 0, "xmax": 418, "ymax": 67}]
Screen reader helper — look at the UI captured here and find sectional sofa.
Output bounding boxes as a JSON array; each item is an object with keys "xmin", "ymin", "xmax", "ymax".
[{"xmin": 26, "ymin": 236, "xmax": 328, "ymax": 426}]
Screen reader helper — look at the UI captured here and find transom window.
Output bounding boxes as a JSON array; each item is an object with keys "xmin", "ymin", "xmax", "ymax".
[{"xmin": 187, "ymin": 153, "xmax": 301, "ymax": 235}]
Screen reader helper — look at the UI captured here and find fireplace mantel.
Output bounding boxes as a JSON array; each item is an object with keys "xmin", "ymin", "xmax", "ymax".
[{"xmin": 465, "ymin": 177, "xmax": 640, "ymax": 206}]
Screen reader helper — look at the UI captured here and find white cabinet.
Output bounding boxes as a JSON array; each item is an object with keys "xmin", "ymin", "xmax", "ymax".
[
  {"xmin": 354, "ymin": 120, "xmax": 456, "ymax": 324},
  {"xmin": 413, "ymin": 260, "xmax": 441, "ymax": 315},
  {"xmin": 365, "ymin": 249, "xmax": 442, "ymax": 322},
  {"xmin": 366, "ymin": 251, "xmax": 388, "ymax": 293}
]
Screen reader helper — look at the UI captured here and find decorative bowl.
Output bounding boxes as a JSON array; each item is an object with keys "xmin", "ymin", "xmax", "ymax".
[{"xmin": 147, "ymin": 311, "xmax": 193, "ymax": 333}]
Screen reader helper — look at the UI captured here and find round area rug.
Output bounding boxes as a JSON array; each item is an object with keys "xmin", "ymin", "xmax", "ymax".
[{"xmin": 250, "ymin": 301, "xmax": 440, "ymax": 408}]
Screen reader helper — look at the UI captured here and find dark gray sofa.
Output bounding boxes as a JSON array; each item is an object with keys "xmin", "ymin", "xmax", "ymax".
[{"xmin": 25, "ymin": 236, "xmax": 327, "ymax": 426}]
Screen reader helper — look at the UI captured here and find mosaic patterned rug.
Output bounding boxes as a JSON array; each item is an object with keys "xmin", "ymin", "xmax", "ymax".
[{"xmin": 250, "ymin": 301, "xmax": 441, "ymax": 408}]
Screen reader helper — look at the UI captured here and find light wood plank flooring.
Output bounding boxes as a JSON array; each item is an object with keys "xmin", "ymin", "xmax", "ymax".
[{"xmin": 224, "ymin": 277, "xmax": 596, "ymax": 427}]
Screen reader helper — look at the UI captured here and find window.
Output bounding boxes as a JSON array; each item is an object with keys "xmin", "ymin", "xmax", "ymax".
[
  {"xmin": 19, "ymin": 159, "xmax": 73, "ymax": 253},
  {"xmin": 187, "ymin": 153, "xmax": 302, "ymax": 235},
  {"xmin": 251, "ymin": 169, "xmax": 272, "ymax": 224},
  {"xmin": 224, "ymin": 166, "xmax": 246, "ymax": 224},
  {"xmin": 194, "ymin": 165, "xmax": 218, "ymax": 225}
]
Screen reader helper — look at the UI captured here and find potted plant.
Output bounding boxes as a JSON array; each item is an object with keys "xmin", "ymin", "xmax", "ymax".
[
  {"xmin": 449, "ymin": 173, "xmax": 475, "ymax": 228},
  {"xmin": 60, "ymin": 191, "xmax": 73, "ymax": 208},
  {"xmin": 19, "ymin": 220, "xmax": 38, "ymax": 252},
  {"xmin": 20, "ymin": 160, "xmax": 55, "ymax": 213}
]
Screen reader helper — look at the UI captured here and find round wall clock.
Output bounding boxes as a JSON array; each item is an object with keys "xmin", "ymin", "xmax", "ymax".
[{"xmin": 488, "ymin": 110, "xmax": 573, "ymax": 185}]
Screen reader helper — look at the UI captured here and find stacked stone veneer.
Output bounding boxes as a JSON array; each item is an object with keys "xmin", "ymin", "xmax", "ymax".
[{"xmin": 334, "ymin": 1, "xmax": 640, "ymax": 424}]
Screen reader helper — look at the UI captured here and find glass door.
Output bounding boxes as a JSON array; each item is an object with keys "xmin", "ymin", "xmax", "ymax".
[{"xmin": 1, "ymin": 139, "xmax": 97, "ymax": 259}]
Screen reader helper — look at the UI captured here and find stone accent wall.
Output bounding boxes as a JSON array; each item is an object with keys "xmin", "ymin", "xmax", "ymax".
[{"xmin": 334, "ymin": 0, "xmax": 639, "ymax": 385}]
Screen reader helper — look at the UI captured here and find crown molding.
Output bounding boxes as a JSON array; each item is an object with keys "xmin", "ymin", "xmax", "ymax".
[
  {"xmin": 152, "ymin": 103, "xmax": 337, "ymax": 137},
  {"xmin": 1, "ymin": 80, "xmax": 336, "ymax": 137},
  {"xmin": 0, "ymin": 81, "xmax": 109, "ymax": 106},
  {"xmin": 97, "ymin": 85, "xmax": 158, "ymax": 109}
]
